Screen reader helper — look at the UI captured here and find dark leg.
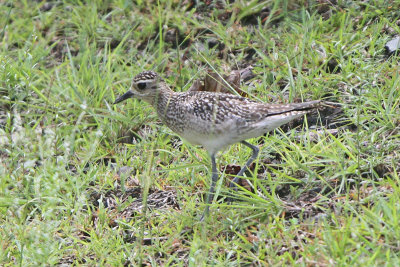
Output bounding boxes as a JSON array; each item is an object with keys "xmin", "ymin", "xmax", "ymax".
[
  {"xmin": 200, "ymin": 153, "xmax": 218, "ymax": 221},
  {"xmin": 229, "ymin": 141, "xmax": 259, "ymax": 191}
]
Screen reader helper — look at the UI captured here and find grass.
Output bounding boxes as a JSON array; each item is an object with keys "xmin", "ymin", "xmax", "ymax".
[{"xmin": 1, "ymin": 0, "xmax": 400, "ymax": 265}]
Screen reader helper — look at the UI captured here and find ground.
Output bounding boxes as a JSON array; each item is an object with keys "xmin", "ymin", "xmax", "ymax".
[{"xmin": 1, "ymin": 0, "xmax": 400, "ymax": 265}]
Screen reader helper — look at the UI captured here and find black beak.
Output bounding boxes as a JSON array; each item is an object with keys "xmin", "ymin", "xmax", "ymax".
[{"xmin": 113, "ymin": 91, "xmax": 134, "ymax": 104}]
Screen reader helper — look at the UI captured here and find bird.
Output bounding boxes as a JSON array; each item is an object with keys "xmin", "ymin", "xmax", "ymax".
[{"xmin": 113, "ymin": 71, "xmax": 321, "ymax": 220}]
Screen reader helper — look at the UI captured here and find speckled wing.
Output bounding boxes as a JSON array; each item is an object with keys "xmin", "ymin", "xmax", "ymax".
[
  {"xmin": 219, "ymin": 98, "xmax": 321, "ymax": 125},
  {"xmin": 208, "ymin": 94, "xmax": 320, "ymax": 123},
  {"xmin": 214, "ymin": 96, "xmax": 269, "ymax": 123},
  {"xmin": 183, "ymin": 92, "xmax": 258, "ymax": 121}
]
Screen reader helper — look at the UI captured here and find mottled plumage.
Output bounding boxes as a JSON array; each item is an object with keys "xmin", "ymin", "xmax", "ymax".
[{"xmin": 114, "ymin": 71, "xmax": 321, "ymax": 220}]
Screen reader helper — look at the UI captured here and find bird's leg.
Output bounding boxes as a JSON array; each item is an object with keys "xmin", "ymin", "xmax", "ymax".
[
  {"xmin": 229, "ymin": 141, "xmax": 259, "ymax": 192},
  {"xmin": 200, "ymin": 153, "xmax": 218, "ymax": 221}
]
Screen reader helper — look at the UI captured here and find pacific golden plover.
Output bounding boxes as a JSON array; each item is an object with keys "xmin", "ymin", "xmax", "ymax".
[{"xmin": 114, "ymin": 71, "xmax": 321, "ymax": 220}]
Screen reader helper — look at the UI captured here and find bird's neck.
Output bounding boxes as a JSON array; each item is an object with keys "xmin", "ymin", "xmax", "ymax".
[{"xmin": 152, "ymin": 84, "xmax": 176, "ymax": 120}]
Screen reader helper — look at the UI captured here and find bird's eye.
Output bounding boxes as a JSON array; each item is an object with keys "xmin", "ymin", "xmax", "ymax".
[{"xmin": 137, "ymin": 82, "xmax": 147, "ymax": 90}]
